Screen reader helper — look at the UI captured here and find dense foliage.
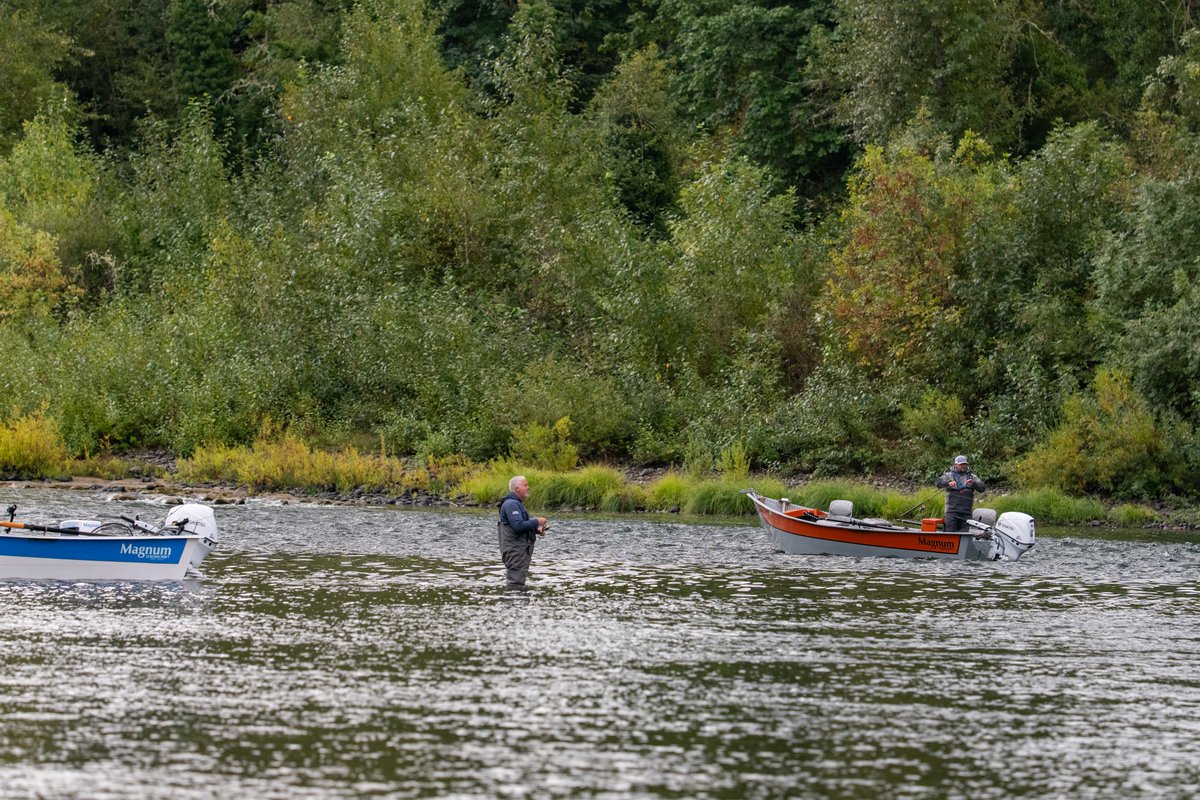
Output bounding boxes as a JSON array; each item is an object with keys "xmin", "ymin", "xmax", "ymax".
[{"xmin": 4, "ymin": 0, "xmax": 1200, "ymax": 499}]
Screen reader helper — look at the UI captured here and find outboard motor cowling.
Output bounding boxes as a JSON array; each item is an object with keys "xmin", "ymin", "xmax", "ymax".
[
  {"xmin": 164, "ymin": 504, "xmax": 220, "ymax": 572},
  {"xmin": 165, "ymin": 503, "xmax": 219, "ymax": 541},
  {"xmin": 990, "ymin": 511, "xmax": 1035, "ymax": 561}
]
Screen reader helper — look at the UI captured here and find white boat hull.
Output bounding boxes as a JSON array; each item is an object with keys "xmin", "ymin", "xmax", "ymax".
[
  {"xmin": 761, "ymin": 518, "xmax": 990, "ymax": 560},
  {"xmin": 0, "ymin": 533, "xmax": 213, "ymax": 581},
  {"xmin": 747, "ymin": 491, "xmax": 1035, "ymax": 562}
]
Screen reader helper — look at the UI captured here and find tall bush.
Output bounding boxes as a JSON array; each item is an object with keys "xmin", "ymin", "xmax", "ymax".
[
  {"xmin": 825, "ymin": 130, "xmax": 1000, "ymax": 384},
  {"xmin": 0, "ymin": 411, "xmax": 68, "ymax": 478},
  {"xmin": 1014, "ymin": 368, "xmax": 1186, "ymax": 497}
]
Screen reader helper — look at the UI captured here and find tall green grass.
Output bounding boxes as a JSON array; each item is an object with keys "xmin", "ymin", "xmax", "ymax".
[
  {"xmin": 177, "ymin": 431, "xmax": 442, "ymax": 493},
  {"xmin": 537, "ymin": 465, "xmax": 626, "ymax": 509},
  {"xmin": 684, "ymin": 481, "xmax": 745, "ymax": 516},
  {"xmin": 456, "ymin": 467, "xmax": 528, "ymax": 505},
  {"xmin": 0, "ymin": 412, "xmax": 69, "ymax": 479},
  {"xmin": 990, "ymin": 488, "xmax": 1106, "ymax": 524},
  {"xmin": 600, "ymin": 485, "xmax": 646, "ymax": 513},
  {"xmin": 646, "ymin": 471, "xmax": 689, "ymax": 510},
  {"xmin": 686, "ymin": 477, "xmax": 788, "ymax": 515},
  {"xmin": 462, "ymin": 465, "xmax": 785, "ymax": 515},
  {"xmin": 1107, "ymin": 503, "xmax": 1157, "ymax": 526},
  {"xmin": 458, "ymin": 463, "xmax": 627, "ymax": 510},
  {"xmin": 456, "ymin": 468, "xmax": 1131, "ymax": 524}
]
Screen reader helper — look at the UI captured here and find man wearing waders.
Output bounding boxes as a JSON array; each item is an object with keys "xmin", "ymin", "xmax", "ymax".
[
  {"xmin": 936, "ymin": 455, "xmax": 987, "ymax": 532},
  {"xmin": 498, "ymin": 475, "xmax": 547, "ymax": 588}
]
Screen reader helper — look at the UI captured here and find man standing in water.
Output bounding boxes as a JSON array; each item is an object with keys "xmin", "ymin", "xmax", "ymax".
[
  {"xmin": 936, "ymin": 455, "xmax": 987, "ymax": 532},
  {"xmin": 498, "ymin": 475, "xmax": 547, "ymax": 588}
]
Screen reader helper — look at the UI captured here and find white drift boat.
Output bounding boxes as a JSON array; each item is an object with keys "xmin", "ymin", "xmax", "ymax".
[{"xmin": 0, "ymin": 503, "xmax": 220, "ymax": 581}]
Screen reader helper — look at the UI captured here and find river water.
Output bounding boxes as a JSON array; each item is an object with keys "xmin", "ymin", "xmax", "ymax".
[{"xmin": 0, "ymin": 488, "xmax": 1197, "ymax": 799}]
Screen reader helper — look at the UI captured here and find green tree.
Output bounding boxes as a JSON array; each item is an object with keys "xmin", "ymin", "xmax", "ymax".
[
  {"xmin": 1018, "ymin": 0, "xmax": 1190, "ymax": 143},
  {"xmin": 818, "ymin": 0, "xmax": 1024, "ymax": 150},
  {"xmin": 1014, "ymin": 368, "xmax": 1187, "ymax": 498},
  {"xmin": 825, "ymin": 127, "xmax": 1003, "ymax": 385},
  {"xmin": 1092, "ymin": 169, "xmax": 1200, "ymax": 418},
  {"xmin": 664, "ymin": 157, "xmax": 799, "ymax": 377},
  {"xmin": 480, "ymin": 0, "xmax": 629, "ymax": 322},
  {"xmin": 820, "ymin": 0, "xmax": 1190, "ymax": 156},
  {"xmin": 589, "ymin": 45, "xmax": 683, "ymax": 234},
  {"xmin": 0, "ymin": 8, "xmax": 74, "ymax": 150},
  {"xmin": 168, "ymin": 0, "xmax": 239, "ymax": 102},
  {"xmin": 0, "ymin": 209, "xmax": 76, "ymax": 326},
  {"xmin": 107, "ymin": 106, "xmax": 232, "ymax": 296},
  {"xmin": 619, "ymin": 0, "xmax": 847, "ymax": 196},
  {"xmin": 435, "ymin": 0, "xmax": 629, "ymax": 105},
  {"xmin": 969, "ymin": 122, "xmax": 1124, "ymax": 400},
  {"xmin": 275, "ymin": 0, "xmax": 497, "ymax": 294},
  {"xmin": 673, "ymin": 0, "xmax": 846, "ymax": 194},
  {"xmin": 1087, "ymin": 32, "xmax": 1200, "ymax": 422},
  {"xmin": 29, "ymin": 0, "xmax": 179, "ymax": 149},
  {"xmin": 0, "ymin": 108, "xmax": 104, "ymax": 304},
  {"xmin": 238, "ymin": 0, "xmax": 351, "ymax": 83},
  {"xmin": 0, "ymin": 112, "xmax": 96, "ymax": 235}
]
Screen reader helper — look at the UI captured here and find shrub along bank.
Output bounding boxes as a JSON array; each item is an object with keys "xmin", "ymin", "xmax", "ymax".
[{"xmin": 0, "ymin": 415, "xmax": 1166, "ymax": 527}]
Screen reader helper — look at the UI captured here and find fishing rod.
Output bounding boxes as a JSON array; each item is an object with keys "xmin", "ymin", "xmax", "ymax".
[
  {"xmin": 0, "ymin": 519, "xmax": 92, "ymax": 536},
  {"xmin": 898, "ymin": 492, "xmax": 939, "ymax": 522},
  {"xmin": 1, "ymin": 504, "xmax": 189, "ymax": 537},
  {"xmin": 0, "ymin": 504, "xmax": 75, "ymax": 531},
  {"xmin": 1, "ymin": 504, "xmax": 122, "ymax": 537}
]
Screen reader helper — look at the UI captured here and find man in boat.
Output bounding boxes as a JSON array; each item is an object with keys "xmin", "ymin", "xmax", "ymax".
[
  {"xmin": 936, "ymin": 455, "xmax": 987, "ymax": 532},
  {"xmin": 498, "ymin": 475, "xmax": 548, "ymax": 588}
]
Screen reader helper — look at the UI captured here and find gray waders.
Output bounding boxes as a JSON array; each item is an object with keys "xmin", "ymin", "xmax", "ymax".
[
  {"xmin": 499, "ymin": 521, "xmax": 536, "ymax": 588},
  {"xmin": 943, "ymin": 512, "xmax": 969, "ymax": 532}
]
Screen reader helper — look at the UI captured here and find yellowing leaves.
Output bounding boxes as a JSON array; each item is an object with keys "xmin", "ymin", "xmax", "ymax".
[
  {"xmin": 1014, "ymin": 368, "xmax": 1176, "ymax": 496},
  {"xmin": 0, "ymin": 208, "xmax": 78, "ymax": 322},
  {"xmin": 826, "ymin": 139, "xmax": 997, "ymax": 379}
]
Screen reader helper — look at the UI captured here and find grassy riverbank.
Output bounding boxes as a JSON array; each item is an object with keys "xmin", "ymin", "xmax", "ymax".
[
  {"xmin": 0, "ymin": 417, "xmax": 1190, "ymax": 527},
  {"xmin": 0, "ymin": 418, "xmax": 1171, "ymax": 528}
]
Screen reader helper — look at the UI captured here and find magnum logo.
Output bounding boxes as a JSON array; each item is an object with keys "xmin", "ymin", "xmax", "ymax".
[
  {"xmin": 917, "ymin": 536, "xmax": 958, "ymax": 552},
  {"xmin": 119, "ymin": 542, "xmax": 173, "ymax": 560}
]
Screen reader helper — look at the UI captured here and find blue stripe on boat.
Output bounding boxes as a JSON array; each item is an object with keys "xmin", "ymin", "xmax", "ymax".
[{"xmin": 0, "ymin": 536, "xmax": 187, "ymax": 564}]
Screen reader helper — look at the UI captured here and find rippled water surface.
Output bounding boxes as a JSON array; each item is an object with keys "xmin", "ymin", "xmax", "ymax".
[{"xmin": 1, "ymin": 489, "xmax": 1198, "ymax": 799}]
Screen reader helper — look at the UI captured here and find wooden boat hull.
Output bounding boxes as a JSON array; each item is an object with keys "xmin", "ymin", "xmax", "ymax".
[{"xmin": 748, "ymin": 492, "xmax": 993, "ymax": 561}]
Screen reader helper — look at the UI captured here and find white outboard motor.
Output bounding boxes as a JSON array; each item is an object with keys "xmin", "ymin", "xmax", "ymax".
[
  {"xmin": 990, "ymin": 511, "xmax": 1035, "ymax": 561},
  {"xmin": 164, "ymin": 503, "xmax": 220, "ymax": 571},
  {"xmin": 967, "ymin": 508, "xmax": 1036, "ymax": 561}
]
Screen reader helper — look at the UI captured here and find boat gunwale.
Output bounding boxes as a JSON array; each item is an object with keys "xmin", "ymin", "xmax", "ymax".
[{"xmin": 746, "ymin": 490, "xmax": 975, "ymax": 557}]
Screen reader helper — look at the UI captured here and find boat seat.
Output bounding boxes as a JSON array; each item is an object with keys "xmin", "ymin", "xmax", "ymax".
[
  {"xmin": 827, "ymin": 499, "xmax": 854, "ymax": 522},
  {"xmin": 973, "ymin": 508, "xmax": 997, "ymax": 527}
]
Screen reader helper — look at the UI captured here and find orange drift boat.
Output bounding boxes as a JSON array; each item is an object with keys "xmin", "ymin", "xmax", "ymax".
[{"xmin": 744, "ymin": 490, "xmax": 1035, "ymax": 562}]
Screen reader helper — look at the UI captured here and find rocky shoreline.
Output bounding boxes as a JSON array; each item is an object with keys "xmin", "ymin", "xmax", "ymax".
[
  {"xmin": 1, "ymin": 476, "xmax": 483, "ymax": 509},
  {"xmin": 4, "ymin": 467, "xmax": 1199, "ymax": 529}
]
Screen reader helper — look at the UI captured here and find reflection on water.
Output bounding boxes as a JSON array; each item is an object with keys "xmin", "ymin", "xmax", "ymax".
[{"xmin": 0, "ymin": 489, "xmax": 1198, "ymax": 799}]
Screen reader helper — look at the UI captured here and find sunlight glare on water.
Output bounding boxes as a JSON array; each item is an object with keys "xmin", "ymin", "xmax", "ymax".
[{"xmin": 0, "ymin": 489, "xmax": 1198, "ymax": 799}]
